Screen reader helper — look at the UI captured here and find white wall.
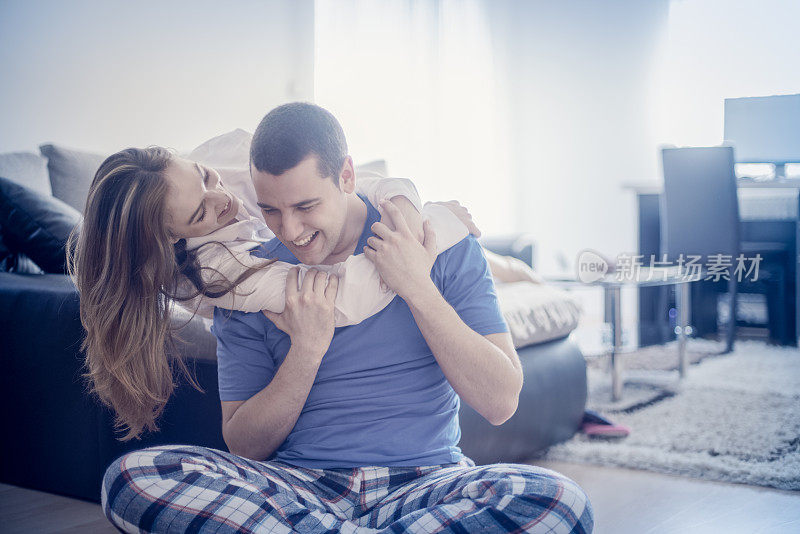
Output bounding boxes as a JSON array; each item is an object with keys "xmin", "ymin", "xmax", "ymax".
[
  {"xmin": 3, "ymin": 0, "xmax": 795, "ymax": 263},
  {"xmin": 489, "ymin": 0, "xmax": 671, "ymax": 273},
  {"xmin": 489, "ymin": 0, "xmax": 799, "ymax": 273},
  {"xmin": 653, "ymin": 0, "xmax": 800, "ymax": 148},
  {"xmin": 0, "ymin": 0, "xmax": 314, "ymax": 154}
]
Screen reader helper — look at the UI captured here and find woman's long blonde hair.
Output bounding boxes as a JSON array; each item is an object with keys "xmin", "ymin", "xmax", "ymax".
[{"xmin": 67, "ymin": 147, "xmax": 262, "ymax": 440}]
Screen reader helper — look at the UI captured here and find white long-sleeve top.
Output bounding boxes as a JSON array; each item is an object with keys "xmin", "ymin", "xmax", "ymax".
[{"xmin": 177, "ymin": 177, "xmax": 468, "ymax": 326}]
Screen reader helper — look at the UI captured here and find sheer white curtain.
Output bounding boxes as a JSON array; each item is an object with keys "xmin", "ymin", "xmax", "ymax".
[{"xmin": 314, "ymin": 0, "xmax": 513, "ymax": 235}]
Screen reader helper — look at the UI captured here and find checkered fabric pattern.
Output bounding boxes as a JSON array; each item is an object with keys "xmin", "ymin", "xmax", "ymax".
[{"xmin": 102, "ymin": 445, "xmax": 593, "ymax": 533}]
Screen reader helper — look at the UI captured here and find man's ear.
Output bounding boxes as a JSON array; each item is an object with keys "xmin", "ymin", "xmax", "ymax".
[{"xmin": 338, "ymin": 155, "xmax": 356, "ymax": 194}]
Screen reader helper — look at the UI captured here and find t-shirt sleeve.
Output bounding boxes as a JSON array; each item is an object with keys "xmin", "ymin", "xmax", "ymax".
[
  {"xmin": 211, "ymin": 308, "xmax": 276, "ymax": 401},
  {"xmin": 435, "ymin": 235, "xmax": 508, "ymax": 336},
  {"xmin": 356, "ymin": 176, "xmax": 423, "ymax": 212}
]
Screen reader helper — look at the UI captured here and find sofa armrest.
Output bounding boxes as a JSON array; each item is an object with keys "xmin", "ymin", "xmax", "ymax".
[
  {"xmin": 171, "ymin": 305, "xmax": 217, "ymax": 363},
  {"xmin": 0, "ymin": 272, "xmax": 225, "ymax": 502},
  {"xmin": 0, "ymin": 273, "xmax": 103, "ymax": 499},
  {"xmin": 458, "ymin": 336, "xmax": 587, "ymax": 463}
]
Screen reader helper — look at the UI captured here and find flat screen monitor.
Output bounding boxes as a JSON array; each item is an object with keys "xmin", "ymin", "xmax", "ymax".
[{"xmin": 723, "ymin": 94, "xmax": 800, "ymax": 170}]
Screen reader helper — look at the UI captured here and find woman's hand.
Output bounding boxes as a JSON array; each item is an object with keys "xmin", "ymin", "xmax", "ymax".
[
  {"xmin": 263, "ymin": 267, "xmax": 339, "ymax": 355},
  {"xmin": 427, "ymin": 200, "xmax": 481, "ymax": 237}
]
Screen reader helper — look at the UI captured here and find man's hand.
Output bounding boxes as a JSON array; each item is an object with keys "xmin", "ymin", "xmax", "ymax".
[
  {"xmin": 263, "ymin": 267, "xmax": 339, "ymax": 355},
  {"xmin": 384, "ymin": 196, "xmax": 424, "ymax": 243},
  {"xmin": 365, "ymin": 200, "xmax": 438, "ymax": 301},
  {"xmin": 225, "ymin": 268, "xmax": 338, "ymax": 461},
  {"xmin": 427, "ymin": 200, "xmax": 481, "ymax": 237}
]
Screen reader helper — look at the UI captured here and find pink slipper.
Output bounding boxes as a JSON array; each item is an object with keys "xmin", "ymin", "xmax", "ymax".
[
  {"xmin": 581, "ymin": 422, "xmax": 631, "ymax": 438},
  {"xmin": 581, "ymin": 409, "xmax": 631, "ymax": 438}
]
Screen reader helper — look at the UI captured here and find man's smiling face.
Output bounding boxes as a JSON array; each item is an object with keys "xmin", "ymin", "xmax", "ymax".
[{"xmin": 252, "ymin": 154, "xmax": 354, "ymax": 265}]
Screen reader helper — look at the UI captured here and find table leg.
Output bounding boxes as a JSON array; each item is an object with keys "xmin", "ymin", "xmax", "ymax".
[
  {"xmin": 605, "ymin": 286, "xmax": 623, "ymax": 401},
  {"xmin": 675, "ymin": 282, "xmax": 691, "ymax": 378}
]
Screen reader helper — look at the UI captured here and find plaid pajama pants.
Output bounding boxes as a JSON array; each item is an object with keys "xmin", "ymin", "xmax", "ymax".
[{"xmin": 102, "ymin": 445, "xmax": 593, "ymax": 533}]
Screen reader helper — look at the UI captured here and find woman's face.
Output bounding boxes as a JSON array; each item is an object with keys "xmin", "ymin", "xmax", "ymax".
[{"xmin": 163, "ymin": 157, "xmax": 242, "ymax": 240}]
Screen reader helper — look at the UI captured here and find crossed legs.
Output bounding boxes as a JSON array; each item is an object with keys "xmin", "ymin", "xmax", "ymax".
[{"xmin": 102, "ymin": 445, "xmax": 593, "ymax": 533}]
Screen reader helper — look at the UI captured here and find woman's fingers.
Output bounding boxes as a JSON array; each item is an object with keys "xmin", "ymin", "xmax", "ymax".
[{"xmin": 435, "ymin": 199, "xmax": 481, "ymax": 237}]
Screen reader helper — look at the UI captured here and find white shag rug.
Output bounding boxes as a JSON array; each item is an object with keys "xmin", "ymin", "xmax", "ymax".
[{"xmin": 537, "ymin": 340, "xmax": 800, "ymax": 491}]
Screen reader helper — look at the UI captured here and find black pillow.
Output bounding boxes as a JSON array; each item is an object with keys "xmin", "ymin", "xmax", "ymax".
[{"xmin": 0, "ymin": 176, "xmax": 82, "ymax": 274}]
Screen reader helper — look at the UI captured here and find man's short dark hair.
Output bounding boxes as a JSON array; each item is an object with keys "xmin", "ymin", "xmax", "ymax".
[{"xmin": 250, "ymin": 102, "xmax": 348, "ymax": 183}]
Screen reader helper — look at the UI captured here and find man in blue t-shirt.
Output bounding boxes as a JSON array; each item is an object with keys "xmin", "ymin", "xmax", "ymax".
[
  {"xmin": 215, "ymin": 109, "xmax": 522, "ymax": 468},
  {"xmin": 102, "ymin": 102, "xmax": 593, "ymax": 533},
  {"xmin": 214, "ymin": 192, "xmax": 510, "ymax": 468},
  {"xmin": 212, "ymin": 103, "xmax": 591, "ymax": 532}
]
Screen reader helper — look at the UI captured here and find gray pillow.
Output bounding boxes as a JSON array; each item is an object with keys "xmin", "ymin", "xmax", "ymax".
[
  {"xmin": 0, "ymin": 151, "xmax": 52, "ymax": 197},
  {"xmin": 495, "ymin": 282, "xmax": 582, "ymax": 348},
  {"xmin": 39, "ymin": 144, "xmax": 107, "ymax": 213}
]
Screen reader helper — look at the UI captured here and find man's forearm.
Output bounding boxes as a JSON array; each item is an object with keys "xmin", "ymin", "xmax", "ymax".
[
  {"xmin": 223, "ymin": 343, "xmax": 324, "ymax": 460},
  {"xmin": 404, "ymin": 280, "xmax": 523, "ymax": 425}
]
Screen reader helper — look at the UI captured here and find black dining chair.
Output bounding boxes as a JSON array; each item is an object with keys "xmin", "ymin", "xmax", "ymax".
[{"xmin": 660, "ymin": 146, "xmax": 789, "ymax": 352}]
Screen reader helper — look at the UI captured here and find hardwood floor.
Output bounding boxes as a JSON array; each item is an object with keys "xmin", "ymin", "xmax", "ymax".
[
  {"xmin": 532, "ymin": 460, "xmax": 800, "ymax": 534},
  {"xmin": 2, "ymin": 463, "xmax": 799, "ymax": 533},
  {"xmin": 0, "ymin": 483, "xmax": 115, "ymax": 533}
]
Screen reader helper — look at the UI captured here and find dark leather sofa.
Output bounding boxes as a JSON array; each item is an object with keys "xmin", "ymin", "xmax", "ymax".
[{"xmin": 0, "ymin": 241, "xmax": 587, "ymax": 504}]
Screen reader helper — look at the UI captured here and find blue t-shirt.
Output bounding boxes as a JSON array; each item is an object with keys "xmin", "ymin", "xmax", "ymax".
[{"xmin": 212, "ymin": 196, "xmax": 508, "ymax": 468}]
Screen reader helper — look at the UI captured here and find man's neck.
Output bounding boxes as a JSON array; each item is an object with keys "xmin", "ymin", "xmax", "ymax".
[{"xmin": 322, "ymin": 193, "xmax": 367, "ymax": 265}]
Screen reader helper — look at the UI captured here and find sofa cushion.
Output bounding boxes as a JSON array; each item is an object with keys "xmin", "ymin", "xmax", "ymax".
[
  {"xmin": 187, "ymin": 128, "xmax": 252, "ymax": 168},
  {"xmin": 458, "ymin": 336, "xmax": 586, "ymax": 463},
  {"xmin": 0, "ymin": 176, "xmax": 82, "ymax": 273},
  {"xmin": 0, "ymin": 152, "xmax": 52, "ymax": 196},
  {"xmin": 496, "ymin": 281, "xmax": 581, "ymax": 348},
  {"xmin": 39, "ymin": 144, "xmax": 106, "ymax": 213}
]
